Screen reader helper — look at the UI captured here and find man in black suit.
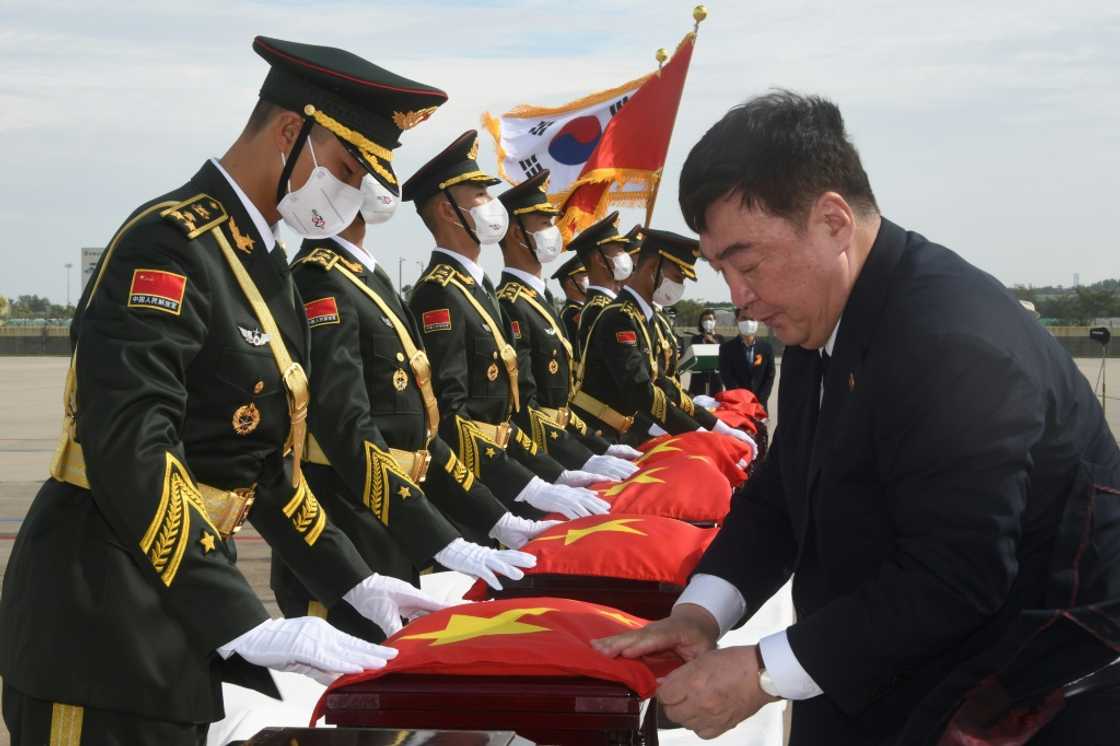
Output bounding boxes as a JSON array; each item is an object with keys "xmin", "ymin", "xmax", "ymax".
[
  {"xmin": 719, "ymin": 307, "xmax": 776, "ymax": 408},
  {"xmin": 596, "ymin": 91, "xmax": 1120, "ymax": 745}
]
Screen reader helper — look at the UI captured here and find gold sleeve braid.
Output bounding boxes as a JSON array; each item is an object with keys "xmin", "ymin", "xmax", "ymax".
[
  {"xmin": 651, "ymin": 387, "xmax": 669, "ymax": 424},
  {"xmin": 281, "ymin": 475, "xmax": 326, "ymax": 546},
  {"xmin": 442, "ymin": 449, "xmax": 476, "ymax": 492},
  {"xmin": 141, "ymin": 453, "xmax": 221, "ymax": 587},
  {"xmin": 362, "ymin": 441, "xmax": 414, "ymax": 527},
  {"xmin": 514, "ymin": 427, "xmax": 539, "ymax": 455}
]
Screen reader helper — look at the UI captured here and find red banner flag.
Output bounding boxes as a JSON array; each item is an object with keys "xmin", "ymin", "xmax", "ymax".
[
  {"xmin": 636, "ymin": 431, "xmax": 753, "ymax": 486},
  {"xmin": 312, "ymin": 597, "xmax": 683, "ymax": 724},
  {"xmin": 465, "ymin": 515, "xmax": 717, "ymax": 602}
]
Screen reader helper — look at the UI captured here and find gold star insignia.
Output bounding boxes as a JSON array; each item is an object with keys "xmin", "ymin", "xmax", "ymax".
[
  {"xmin": 550, "ymin": 431, "xmax": 560, "ymax": 440},
  {"xmin": 485, "ymin": 447, "xmax": 497, "ymax": 458},
  {"xmin": 602, "ymin": 467, "xmax": 668, "ymax": 498},
  {"xmin": 597, "ymin": 609, "xmax": 642, "ymax": 628},
  {"xmin": 398, "ymin": 485, "xmax": 412, "ymax": 499},
  {"xmin": 537, "ymin": 518, "xmax": 647, "ymax": 546},
  {"xmin": 401, "ymin": 607, "xmax": 556, "ymax": 647},
  {"xmin": 199, "ymin": 531, "xmax": 216, "ymax": 553},
  {"xmin": 634, "ymin": 438, "xmax": 681, "ymax": 465}
]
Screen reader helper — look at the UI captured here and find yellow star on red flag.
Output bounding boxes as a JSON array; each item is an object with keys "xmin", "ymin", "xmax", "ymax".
[
  {"xmin": 602, "ymin": 467, "xmax": 668, "ymax": 497},
  {"xmin": 401, "ymin": 607, "xmax": 556, "ymax": 647},
  {"xmin": 537, "ymin": 518, "xmax": 647, "ymax": 546}
]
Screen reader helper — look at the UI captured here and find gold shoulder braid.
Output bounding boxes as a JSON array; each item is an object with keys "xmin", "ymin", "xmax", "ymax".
[{"xmin": 421, "ymin": 263, "xmax": 473, "ymax": 288}]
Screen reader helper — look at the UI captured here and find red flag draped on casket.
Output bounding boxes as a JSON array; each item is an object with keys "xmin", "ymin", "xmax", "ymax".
[
  {"xmin": 483, "ymin": 13, "xmax": 704, "ymax": 240},
  {"xmin": 312, "ymin": 597, "xmax": 683, "ymax": 724},
  {"xmin": 636, "ymin": 431, "xmax": 754, "ymax": 485},
  {"xmin": 464, "ymin": 514, "xmax": 717, "ymax": 601}
]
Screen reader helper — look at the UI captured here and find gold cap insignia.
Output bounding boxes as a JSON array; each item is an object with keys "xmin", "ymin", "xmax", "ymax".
[
  {"xmin": 392, "ymin": 107, "xmax": 439, "ymax": 131},
  {"xmin": 540, "ymin": 176, "xmax": 551, "ymax": 194},
  {"xmin": 468, "ymin": 137, "xmax": 480, "ymax": 162}
]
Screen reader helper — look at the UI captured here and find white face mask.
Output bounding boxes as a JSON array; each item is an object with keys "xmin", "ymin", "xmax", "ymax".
[
  {"xmin": 738, "ymin": 319, "xmax": 759, "ymax": 336},
  {"xmin": 576, "ymin": 275, "xmax": 589, "ymax": 292},
  {"xmin": 529, "ymin": 225, "xmax": 563, "ymax": 263},
  {"xmin": 461, "ymin": 197, "xmax": 509, "ymax": 245},
  {"xmin": 610, "ymin": 251, "xmax": 633, "ymax": 281},
  {"xmin": 652, "ymin": 277, "xmax": 684, "ymax": 306},
  {"xmin": 277, "ymin": 139, "xmax": 363, "ymax": 239},
  {"xmin": 701, "ymin": 318, "xmax": 716, "ymax": 333},
  {"xmin": 360, "ymin": 175, "xmax": 399, "ymax": 225}
]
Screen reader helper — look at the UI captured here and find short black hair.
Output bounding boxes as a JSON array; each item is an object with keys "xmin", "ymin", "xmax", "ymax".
[
  {"xmin": 246, "ymin": 98, "xmax": 331, "ymax": 143},
  {"xmin": 679, "ymin": 90, "xmax": 877, "ymax": 232}
]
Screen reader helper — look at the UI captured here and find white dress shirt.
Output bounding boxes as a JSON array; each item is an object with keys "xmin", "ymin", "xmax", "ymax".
[
  {"xmin": 674, "ymin": 316, "xmax": 844, "ymax": 701},
  {"xmin": 332, "ymin": 235, "xmax": 378, "ymax": 274},
  {"xmin": 433, "ymin": 247, "xmax": 486, "ymax": 287},
  {"xmin": 210, "ymin": 158, "xmax": 278, "ymax": 254},
  {"xmin": 503, "ymin": 266, "xmax": 546, "ymax": 296}
]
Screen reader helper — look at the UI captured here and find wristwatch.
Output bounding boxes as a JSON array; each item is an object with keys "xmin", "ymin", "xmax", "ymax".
[{"xmin": 755, "ymin": 645, "xmax": 783, "ymax": 699}]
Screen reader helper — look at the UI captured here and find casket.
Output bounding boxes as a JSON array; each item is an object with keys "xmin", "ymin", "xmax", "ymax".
[{"xmin": 320, "ymin": 674, "xmax": 658, "ymax": 746}]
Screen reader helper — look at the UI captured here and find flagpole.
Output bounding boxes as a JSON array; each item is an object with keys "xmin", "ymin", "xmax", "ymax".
[{"xmin": 644, "ymin": 5, "xmax": 708, "ymax": 228}]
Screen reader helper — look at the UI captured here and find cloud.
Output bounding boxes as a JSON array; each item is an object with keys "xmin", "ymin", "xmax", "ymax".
[{"xmin": 1, "ymin": 0, "xmax": 1117, "ymax": 304}]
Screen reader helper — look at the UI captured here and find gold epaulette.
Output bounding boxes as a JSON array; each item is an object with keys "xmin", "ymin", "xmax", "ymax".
[
  {"xmin": 496, "ymin": 281, "xmax": 535, "ymax": 303},
  {"xmin": 160, "ymin": 193, "xmax": 228, "ymax": 240},
  {"xmin": 587, "ymin": 294, "xmax": 611, "ymax": 309},
  {"xmin": 421, "ymin": 263, "xmax": 474, "ymax": 287},
  {"xmin": 293, "ymin": 247, "xmax": 363, "ymax": 274}
]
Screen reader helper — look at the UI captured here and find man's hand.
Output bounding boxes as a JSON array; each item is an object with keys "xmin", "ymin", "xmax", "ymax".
[
  {"xmin": 592, "ymin": 603, "xmax": 720, "ymax": 663},
  {"xmin": 658, "ymin": 644, "xmax": 779, "ymax": 739}
]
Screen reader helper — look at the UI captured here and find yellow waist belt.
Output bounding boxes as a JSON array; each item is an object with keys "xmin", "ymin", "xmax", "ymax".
[
  {"xmin": 570, "ymin": 391, "xmax": 635, "ymax": 434},
  {"xmin": 305, "ymin": 433, "xmax": 432, "ymax": 484},
  {"xmin": 535, "ymin": 405, "xmax": 572, "ymax": 428},
  {"xmin": 51, "ymin": 437, "xmax": 254, "ymax": 540},
  {"xmin": 465, "ymin": 419, "xmax": 512, "ymax": 449}
]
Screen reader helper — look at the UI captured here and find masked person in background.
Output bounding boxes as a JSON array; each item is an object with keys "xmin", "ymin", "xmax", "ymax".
[
  {"xmin": 0, "ymin": 37, "xmax": 455, "ymax": 745},
  {"xmin": 405, "ymin": 131, "xmax": 613, "ymax": 523},
  {"xmin": 277, "ymin": 145, "xmax": 561, "ymax": 641},
  {"xmin": 494, "ymin": 170, "xmax": 641, "ymax": 479},
  {"xmin": 552, "ymin": 254, "xmax": 589, "ymax": 359},
  {"xmin": 687, "ymin": 309, "xmax": 726, "ymax": 397},
  {"xmin": 719, "ymin": 307, "xmax": 775, "ymax": 407}
]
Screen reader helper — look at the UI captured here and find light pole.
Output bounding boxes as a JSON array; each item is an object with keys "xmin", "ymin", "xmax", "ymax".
[{"xmin": 64, "ymin": 263, "xmax": 73, "ymax": 307}]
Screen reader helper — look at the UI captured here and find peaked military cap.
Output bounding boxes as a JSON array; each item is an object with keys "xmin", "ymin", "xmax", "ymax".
[
  {"xmin": 551, "ymin": 253, "xmax": 587, "ymax": 281},
  {"xmin": 254, "ymin": 36, "xmax": 447, "ymax": 195},
  {"xmin": 402, "ymin": 130, "xmax": 500, "ymax": 204},
  {"xmin": 497, "ymin": 170, "xmax": 560, "ymax": 217},
  {"xmin": 567, "ymin": 211, "xmax": 629, "ymax": 263},
  {"xmin": 639, "ymin": 228, "xmax": 702, "ymax": 281},
  {"xmin": 623, "ymin": 224, "xmax": 645, "ymax": 256}
]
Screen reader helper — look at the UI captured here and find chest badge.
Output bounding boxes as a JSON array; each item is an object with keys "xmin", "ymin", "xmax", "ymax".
[
  {"xmin": 548, "ymin": 359, "xmax": 560, "ymax": 375},
  {"xmin": 232, "ymin": 402, "xmax": 261, "ymax": 436},
  {"xmin": 487, "ymin": 362, "xmax": 500, "ymax": 381},
  {"xmin": 239, "ymin": 325, "xmax": 271, "ymax": 347},
  {"xmin": 393, "ymin": 368, "xmax": 409, "ymax": 391}
]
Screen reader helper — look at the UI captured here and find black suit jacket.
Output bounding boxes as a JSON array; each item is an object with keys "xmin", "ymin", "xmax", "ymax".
[
  {"xmin": 718, "ymin": 336, "xmax": 775, "ymax": 407},
  {"xmin": 696, "ymin": 218, "xmax": 1120, "ymax": 745}
]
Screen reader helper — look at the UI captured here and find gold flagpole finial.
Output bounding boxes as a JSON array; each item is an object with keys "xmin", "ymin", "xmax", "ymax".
[
  {"xmin": 656, "ymin": 47, "xmax": 669, "ymax": 70},
  {"xmin": 693, "ymin": 5, "xmax": 708, "ymax": 31}
]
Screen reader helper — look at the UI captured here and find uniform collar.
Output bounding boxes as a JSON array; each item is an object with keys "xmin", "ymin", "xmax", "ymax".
[
  {"xmin": 434, "ymin": 247, "xmax": 486, "ymax": 286},
  {"xmin": 210, "ymin": 158, "xmax": 277, "ymax": 253},
  {"xmin": 503, "ymin": 266, "xmax": 545, "ymax": 295},
  {"xmin": 332, "ymin": 235, "xmax": 377, "ymax": 274},
  {"xmin": 587, "ymin": 285, "xmax": 616, "ymax": 299},
  {"xmin": 623, "ymin": 286, "xmax": 654, "ymax": 321}
]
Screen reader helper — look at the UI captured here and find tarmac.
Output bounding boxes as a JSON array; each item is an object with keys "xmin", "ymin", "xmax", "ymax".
[{"xmin": 1, "ymin": 354, "xmax": 1118, "ymax": 744}]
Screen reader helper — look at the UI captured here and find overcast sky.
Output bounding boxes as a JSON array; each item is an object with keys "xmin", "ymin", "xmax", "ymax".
[{"xmin": 2, "ymin": 0, "xmax": 1117, "ymax": 306}]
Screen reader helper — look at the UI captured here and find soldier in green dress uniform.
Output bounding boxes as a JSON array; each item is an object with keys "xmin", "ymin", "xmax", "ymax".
[
  {"xmin": 0, "ymin": 36, "xmax": 451, "ymax": 745},
  {"xmin": 404, "ymin": 131, "xmax": 614, "ymax": 521}
]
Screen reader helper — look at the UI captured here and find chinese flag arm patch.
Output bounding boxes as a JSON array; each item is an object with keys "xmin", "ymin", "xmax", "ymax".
[
  {"xmin": 615, "ymin": 330, "xmax": 638, "ymax": 345},
  {"xmin": 511, "ymin": 320, "xmax": 522, "ymax": 339},
  {"xmin": 304, "ymin": 297, "xmax": 340, "ymax": 328},
  {"xmin": 128, "ymin": 268, "xmax": 187, "ymax": 316},
  {"xmin": 422, "ymin": 308, "xmax": 452, "ymax": 333}
]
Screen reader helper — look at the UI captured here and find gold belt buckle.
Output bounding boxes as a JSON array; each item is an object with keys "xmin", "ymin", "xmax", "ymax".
[{"xmin": 227, "ymin": 486, "xmax": 256, "ymax": 537}]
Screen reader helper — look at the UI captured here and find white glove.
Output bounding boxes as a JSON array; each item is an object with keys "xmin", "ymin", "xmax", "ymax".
[
  {"xmin": 648, "ymin": 423, "xmax": 668, "ymax": 437},
  {"xmin": 489, "ymin": 512, "xmax": 562, "ymax": 549},
  {"xmin": 516, "ymin": 476, "xmax": 611, "ymax": 519},
  {"xmin": 556, "ymin": 469, "xmax": 615, "ymax": 487},
  {"xmin": 605, "ymin": 444, "xmax": 643, "ymax": 460},
  {"xmin": 713, "ymin": 418, "xmax": 759, "ymax": 451},
  {"xmin": 692, "ymin": 394, "xmax": 719, "ymax": 409},
  {"xmin": 217, "ymin": 617, "xmax": 397, "ymax": 686},
  {"xmin": 434, "ymin": 538, "xmax": 536, "ymax": 591},
  {"xmin": 343, "ymin": 574, "xmax": 451, "ymax": 638},
  {"xmin": 581, "ymin": 454, "xmax": 639, "ymax": 480}
]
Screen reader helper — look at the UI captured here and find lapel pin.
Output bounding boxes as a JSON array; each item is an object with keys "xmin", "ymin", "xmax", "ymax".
[{"xmin": 848, "ymin": 372, "xmax": 856, "ymax": 392}]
